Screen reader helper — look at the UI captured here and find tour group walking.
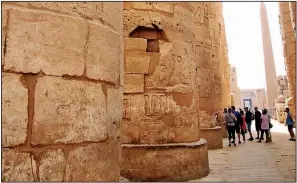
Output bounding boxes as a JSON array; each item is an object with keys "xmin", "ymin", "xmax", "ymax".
[{"xmin": 224, "ymin": 106, "xmax": 295, "ymax": 147}]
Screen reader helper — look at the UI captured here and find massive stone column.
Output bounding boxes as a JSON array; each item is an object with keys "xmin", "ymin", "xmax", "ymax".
[
  {"xmin": 289, "ymin": 2, "xmax": 296, "ymax": 35},
  {"xmin": 214, "ymin": 3, "xmax": 231, "ymax": 138},
  {"xmin": 196, "ymin": 2, "xmax": 224, "ymax": 148},
  {"xmin": 121, "ymin": 2, "xmax": 209, "ymax": 181},
  {"xmin": 260, "ymin": 2, "xmax": 279, "ymax": 115},
  {"xmin": 2, "ymin": 2, "xmax": 123, "ymax": 181},
  {"xmin": 279, "ymin": 2, "xmax": 296, "ymax": 120}
]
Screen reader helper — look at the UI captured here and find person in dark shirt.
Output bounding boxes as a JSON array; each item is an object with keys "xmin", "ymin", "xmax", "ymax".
[
  {"xmin": 254, "ymin": 106, "xmax": 262, "ymax": 139},
  {"xmin": 232, "ymin": 106, "xmax": 242, "ymax": 144},
  {"xmin": 244, "ymin": 107, "xmax": 254, "ymax": 141}
]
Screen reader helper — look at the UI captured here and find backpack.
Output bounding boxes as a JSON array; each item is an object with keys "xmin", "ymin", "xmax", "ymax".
[
  {"xmin": 237, "ymin": 115, "xmax": 243, "ymax": 125},
  {"xmin": 251, "ymin": 113, "xmax": 255, "ymax": 120}
]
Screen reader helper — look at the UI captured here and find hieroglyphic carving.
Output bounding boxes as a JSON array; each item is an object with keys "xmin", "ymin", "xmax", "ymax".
[
  {"xmin": 144, "ymin": 94, "xmax": 169, "ymax": 116},
  {"xmin": 146, "ymin": 41, "xmax": 194, "ymax": 92},
  {"xmin": 123, "ymin": 96, "xmax": 131, "ymax": 119},
  {"xmin": 192, "ymin": 41, "xmax": 212, "ymax": 69},
  {"xmin": 196, "ymin": 68, "xmax": 213, "ymax": 98}
]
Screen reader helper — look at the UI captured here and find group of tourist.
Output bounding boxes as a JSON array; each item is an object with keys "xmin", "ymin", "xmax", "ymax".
[{"xmin": 223, "ymin": 106, "xmax": 295, "ymax": 147}]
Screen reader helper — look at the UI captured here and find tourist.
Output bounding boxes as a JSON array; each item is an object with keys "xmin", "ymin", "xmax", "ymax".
[
  {"xmin": 254, "ymin": 107, "xmax": 262, "ymax": 140},
  {"xmin": 244, "ymin": 107, "xmax": 254, "ymax": 141},
  {"xmin": 231, "ymin": 106, "xmax": 242, "ymax": 144},
  {"xmin": 225, "ymin": 108, "xmax": 237, "ymax": 146},
  {"xmin": 240, "ymin": 110, "xmax": 247, "ymax": 142},
  {"xmin": 257, "ymin": 109, "xmax": 269, "ymax": 143},
  {"xmin": 285, "ymin": 108, "xmax": 295, "ymax": 141}
]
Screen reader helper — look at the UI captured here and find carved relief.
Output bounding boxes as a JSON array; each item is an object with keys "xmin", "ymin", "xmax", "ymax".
[
  {"xmin": 197, "ymin": 68, "xmax": 213, "ymax": 98},
  {"xmin": 144, "ymin": 94, "xmax": 169, "ymax": 116},
  {"xmin": 146, "ymin": 41, "xmax": 194, "ymax": 92},
  {"xmin": 193, "ymin": 41, "xmax": 212, "ymax": 69},
  {"xmin": 123, "ymin": 96, "xmax": 131, "ymax": 119}
]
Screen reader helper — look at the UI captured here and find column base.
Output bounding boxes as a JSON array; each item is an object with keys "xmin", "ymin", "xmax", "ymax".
[
  {"xmin": 200, "ymin": 126, "xmax": 223, "ymax": 150},
  {"xmin": 121, "ymin": 139, "xmax": 209, "ymax": 182},
  {"xmin": 218, "ymin": 123, "xmax": 227, "ymax": 138}
]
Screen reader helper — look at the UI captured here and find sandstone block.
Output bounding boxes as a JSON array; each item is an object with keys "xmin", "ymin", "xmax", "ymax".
[
  {"xmin": 153, "ymin": 2, "xmax": 174, "ymax": 14},
  {"xmin": 125, "ymin": 38, "xmax": 147, "ymax": 51},
  {"xmin": 123, "ymin": 10, "xmax": 156, "ymax": 36},
  {"xmin": 102, "ymin": 2, "xmax": 123, "ymax": 33},
  {"xmin": 86, "ymin": 23, "xmax": 121, "ymax": 84},
  {"xmin": 6, "ymin": 2, "xmax": 122, "ymax": 32},
  {"xmin": 280, "ymin": 12, "xmax": 292, "ymax": 24},
  {"xmin": 124, "ymin": 74, "xmax": 144, "ymax": 93},
  {"xmin": 139, "ymin": 120, "xmax": 168, "ymax": 144},
  {"xmin": 107, "ymin": 87, "xmax": 123, "ymax": 139},
  {"xmin": 132, "ymin": 2, "xmax": 153, "ymax": 10},
  {"xmin": 122, "ymin": 120, "xmax": 140, "ymax": 143},
  {"xmin": 2, "ymin": 73, "xmax": 28, "ymax": 147},
  {"xmin": 2, "ymin": 8, "xmax": 8, "ymax": 66},
  {"xmin": 39, "ymin": 149, "xmax": 66, "ymax": 182},
  {"xmin": 32, "ymin": 76, "xmax": 107, "ymax": 145},
  {"xmin": 125, "ymin": 54, "xmax": 151, "ymax": 74},
  {"xmin": 5, "ymin": 8, "xmax": 86, "ymax": 76},
  {"xmin": 2, "ymin": 149, "xmax": 36, "ymax": 181},
  {"xmin": 65, "ymin": 141, "xmax": 120, "ymax": 181}
]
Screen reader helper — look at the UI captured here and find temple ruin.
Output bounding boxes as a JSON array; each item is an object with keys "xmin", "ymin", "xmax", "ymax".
[
  {"xmin": 2, "ymin": 2, "xmax": 123, "ymax": 181},
  {"xmin": 279, "ymin": 2, "xmax": 296, "ymax": 121},
  {"xmin": 1, "ymin": 1, "xmax": 296, "ymax": 182},
  {"xmin": 121, "ymin": 2, "xmax": 210, "ymax": 181}
]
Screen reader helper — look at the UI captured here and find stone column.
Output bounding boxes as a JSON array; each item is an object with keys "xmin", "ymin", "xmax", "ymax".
[
  {"xmin": 279, "ymin": 2, "xmax": 296, "ymax": 120},
  {"xmin": 195, "ymin": 2, "xmax": 223, "ymax": 149},
  {"xmin": 215, "ymin": 2, "xmax": 230, "ymax": 138},
  {"xmin": 121, "ymin": 2, "xmax": 209, "ymax": 181},
  {"xmin": 289, "ymin": 2, "xmax": 296, "ymax": 35},
  {"xmin": 2, "ymin": 2, "xmax": 123, "ymax": 182}
]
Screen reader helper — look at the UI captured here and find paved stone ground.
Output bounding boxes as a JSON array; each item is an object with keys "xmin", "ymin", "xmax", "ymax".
[{"xmin": 190, "ymin": 119, "xmax": 296, "ymax": 182}]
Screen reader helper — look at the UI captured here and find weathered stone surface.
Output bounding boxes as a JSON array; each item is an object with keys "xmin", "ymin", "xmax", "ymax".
[
  {"xmin": 125, "ymin": 54, "xmax": 151, "ymax": 74},
  {"xmin": 65, "ymin": 141, "xmax": 120, "ymax": 181},
  {"xmin": 86, "ymin": 23, "xmax": 121, "ymax": 84},
  {"xmin": 199, "ymin": 110, "xmax": 217, "ymax": 128},
  {"xmin": 279, "ymin": 2, "xmax": 296, "ymax": 120},
  {"xmin": 122, "ymin": 120, "xmax": 140, "ymax": 143},
  {"xmin": 2, "ymin": 149, "xmax": 36, "ymax": 181},
  {"xmin": 132, "ymin": 2, "xmax": 153, "ymax": 10},
  {"xmin": 125, "ymin": 38, "xmax": 147, "ymax": 51},
  {"xmin": 107, "ymin": 87, "xmax": 123, "ymax": 139},
  {"xmin": 153, "ymin": 2, "xmax": 174, "ymax": 14},
  {"xmin": 124, "ymin": 74, "xmax": 144, "ymax": 93},
  {"xmin": 121, "ymin": 139, "xmax": 209, "ymax": 181},
  {"xmin": 122, "ymin": 2, "xmax": 212, "ymax": 181},
  {"xmin": 2, "ymin": 8, "xmax": 8, "ymax": 66},
  {"xmin": 32, "ymin": 76, "xmax": 107, "ymax": 145},
  {"xmin": 5, "ymin": 2, "xmax": 123, "ymax": 32},
  {"xmin": 200, "ymin": 127, "xmax": 223, "ymax": 149},
  {"xmin": 5, "ymin": 8, "xmax": 87, "ymax": 76},
  {"xmin": 2, "ymin": 73, "xmax": 28, "ymax": 147},
  {"xmin": 39, "ymin": 149, "xmax": 65, "ymax": 182},
  {"xmin": 101, "ymin": 2, "xmax": 123, "ymax": 33},
  {"xmin": 139, "ymin": 120, "xmax": 168, "ymax": 144}
]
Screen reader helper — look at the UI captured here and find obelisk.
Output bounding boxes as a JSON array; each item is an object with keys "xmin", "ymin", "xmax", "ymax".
[{"xmin": 260, "ymin": 2, "xmax": 278, "ymax": 115}]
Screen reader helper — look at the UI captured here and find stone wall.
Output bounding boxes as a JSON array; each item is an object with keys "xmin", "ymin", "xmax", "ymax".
[
  {"xmin": 277, "ymin": 75, "xmax": 289, "ymax": 97},
  {"xmin": 2, "ymin": 2, "xmax": 123, "ymax": 181},
  {"xmin": 279, "ymin": 2, "xmax": 296, "ymax": 120},
  {"xmin": 121, "ymin": 2, "xmax": 209, "ymax": 181}
]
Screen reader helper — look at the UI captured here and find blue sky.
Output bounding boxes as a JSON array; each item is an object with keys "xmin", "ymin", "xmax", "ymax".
[{"xmin": 223, "ymin": 2, "xmax": 286, "ymax": 90}]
